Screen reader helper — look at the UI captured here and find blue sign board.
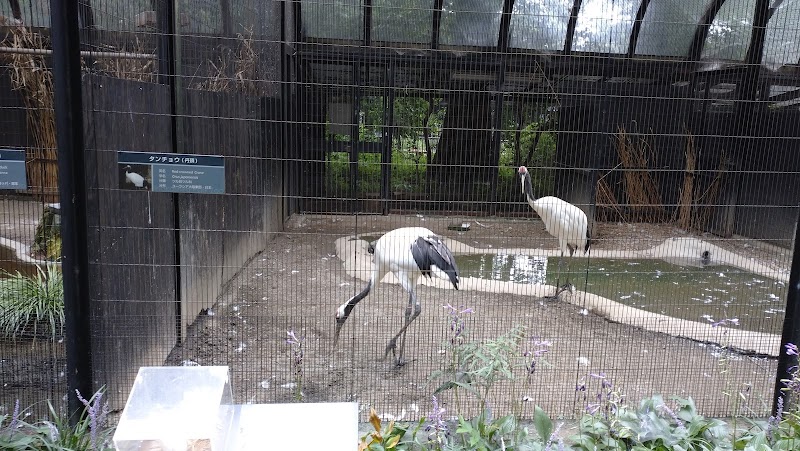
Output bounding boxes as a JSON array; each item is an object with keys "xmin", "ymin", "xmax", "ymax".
[
  {"xmin": 0, "ymin": 149, "xmax": 27, "ymax": 190},
  {"xmin": 118, "ymin": 150, "xmax": 225, "ymax": 194}
]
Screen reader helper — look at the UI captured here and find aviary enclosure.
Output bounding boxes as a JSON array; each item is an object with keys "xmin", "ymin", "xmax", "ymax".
[{"xmin": 1, "ymin": 0, "xmax": 799, "ymax": 425}]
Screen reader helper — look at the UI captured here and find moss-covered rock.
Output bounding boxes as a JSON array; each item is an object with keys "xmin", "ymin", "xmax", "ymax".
[{"xmin": 31, "ymin": 203, "xmax": 61, "ymax": 261}]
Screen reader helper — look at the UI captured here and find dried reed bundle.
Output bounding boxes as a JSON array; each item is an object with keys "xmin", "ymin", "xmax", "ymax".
[
  {"xmin": 95, "ymin": 36, "xmax": 156, "ymax": 82},
  {"xmin": 595, "ymin": 176, "xmax": 624, "ymax": 222},
  {"xmin": 691, "ymin": 154, "xmax": 726, "ymax": 231},
  {"xmin": 614, "ymin": 127, "xmax": 665, "ymax": 222},
  {"xmin": 193, "ymin": 26, "xmax": 263, "ymax": 96},
  {"xmin": 5, "ymin": 25, "xmax": 58, "ymax": 201},
  {"xmin": 676, "ymin": 132, "xmax": 696, "ymax": 229}
]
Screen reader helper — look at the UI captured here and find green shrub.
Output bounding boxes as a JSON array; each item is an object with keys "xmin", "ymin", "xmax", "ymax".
[
  {"xmin": 1, "ymin": 389, "xmax": 112, "ymax": 451},
  {"xmin": 0, "ymin": 263, "xmax": 64, "ymax": 341}
]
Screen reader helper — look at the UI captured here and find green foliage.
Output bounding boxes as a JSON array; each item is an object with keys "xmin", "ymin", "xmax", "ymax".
[
  {"xmin": 432, "ymin": 325, "xmax": 526, "ymax": 411},
  {"xmin": 0, "ymin": 263, "xmax": 64, "ymax": 341},
  {"xmin": 359, "ymin": 408, "xmax": 425, "ymax": 451},
  {"xmin": 571, "ymin": 395, "xmax": 732, "ymax": 451},
  {"xmin": 325, "ymin": 150, "xmax": 431, "ymax": 196},
  {"xmin": 384, "ymin": 307, "xmax": 800, "ymax": 451},
  {"xmin": 0, "ymin": 390, "xmax": 113, "ymax": 451},
  {"xmin": 323, "ymin": 95, "xmax": 562, "ymax": 203}
]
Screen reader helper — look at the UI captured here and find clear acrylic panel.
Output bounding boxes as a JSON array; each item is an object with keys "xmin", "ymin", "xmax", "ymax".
[
  {"xmin": 302, "ymin": 0, "xmax": 364, "ymax": 41},
  {"xmin": 762, "ymin": 0, "xmax": 800, "ymax": 69},
  {"xmin": 509, "ymin": 0, "xmax": 573, "ymax": 51},
  {"xmin": 635, "ymin": 0, "xmax": 711, "ymax": 57},
  {"xmin": 572, "ymin": 0, "xmax": 639, "ymax": 53},
  {"xmin": 439, "ymin": 0, "xmax": 504, "ymax": 47},
  {"xmin": 702, "ymin": 0, "xmax": 757, "ymax": 61},
  {"xmin": 373, "ymin": 0, "xmax": 433, "ymax": 43}
]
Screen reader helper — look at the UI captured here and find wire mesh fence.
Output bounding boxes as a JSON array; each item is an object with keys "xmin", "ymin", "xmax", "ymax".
[{"xmin": 1, "ymin": 0, "xmax": 799, "ymax": 428}]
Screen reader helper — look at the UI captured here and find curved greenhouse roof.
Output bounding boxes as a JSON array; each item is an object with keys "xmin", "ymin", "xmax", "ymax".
[{"xmin": 299, "ymin": 0, "xmax": 800, "ymax": 70}]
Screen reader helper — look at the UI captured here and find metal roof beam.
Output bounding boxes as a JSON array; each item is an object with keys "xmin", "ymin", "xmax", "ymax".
[
  {"xmin": 497, "ymin": 0, "xmax": 515, "ymax": 53},
  {"xmin": 432, "ymin": 0, "xmax": 444, "ymax": 49},
  {"xmin": 564, "ymin": 0, "xmax": 583, "ymax": 54},
  {"xmin": 689, "ymin": 0, "xmax": 728, "ymax": 61},
  {"xmin": 627, "ymin": 0, "xmax": 652, "ymax": 57},
  {"xmin": 745, "ymin": 0, "xmax": 770, "ymax": 66}
]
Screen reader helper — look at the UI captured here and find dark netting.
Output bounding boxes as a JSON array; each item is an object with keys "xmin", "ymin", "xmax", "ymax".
[{"xmin": 1, "ymin": 0, "xmax": 799, "ymax": 434}]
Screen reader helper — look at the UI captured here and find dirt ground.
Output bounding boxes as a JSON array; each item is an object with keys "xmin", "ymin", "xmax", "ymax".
[
  {"xmin": 164, "ymin": 213, "xmax": 789, "ymax": 421},
  {"xmin": 0, "ymin": 195, "xmax": 790, "ymax": 421}
]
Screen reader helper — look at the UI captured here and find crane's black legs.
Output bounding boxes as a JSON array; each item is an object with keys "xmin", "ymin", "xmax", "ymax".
[
  {"xmin": 383, "ymin": 290, "xmax": 421, "ymax": 366},
  {"xmin": 546, "ymin": 253, "xmax": 577, "ymax": 300},
  {"xmin": 546, "ymin": 253, "xmax": 566, "ymax": 299}
]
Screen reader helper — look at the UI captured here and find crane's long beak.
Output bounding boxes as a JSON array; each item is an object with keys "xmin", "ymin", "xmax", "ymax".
[{"xmin": 333, "ymin": 318, "xmax": 346, "ymax": 346}]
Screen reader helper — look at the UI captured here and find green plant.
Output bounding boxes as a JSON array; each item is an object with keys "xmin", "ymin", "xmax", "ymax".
[
  {"xmin": 735, "ymin": 343, "xmax": 800, "ymax": 450},
  {"xmin": 359, "ymin": 407, "xmax": 425, "ymax": 451},
  {"xmin": 572, "ymin": 391, "xmax": 732, "ymax": 450},
  {"xmin": 0, "ymin": 389, "xmax": 113, "ymax": 451},
  {"xmin": 425, "ymin": 305, "xmax": 548, "ymax": 450},
  {"xmin": 0, "ymin": 263, "xmax": 64, "ymax": 341},
  {"xmin": 286, "ymin": 329, "xmax": 305, "ymax": 401}
]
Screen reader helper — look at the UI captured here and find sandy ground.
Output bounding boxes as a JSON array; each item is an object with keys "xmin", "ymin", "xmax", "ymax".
[
  {"xmin": 164, "ymin": 213, "xmax": 789, "ymax": 421},
  {"xmin": 0, "ymin": 196, "xmax": 792, "ymax": 421}
]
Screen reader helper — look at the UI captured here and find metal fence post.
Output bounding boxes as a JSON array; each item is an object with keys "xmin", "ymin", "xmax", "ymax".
[
  {"xmin": 774, "ymin": 209, "xmax": 800, "ymax": 412},
  {"xmin": 50, "ymin": 0, "xmax": 93, "ymax": 423}
]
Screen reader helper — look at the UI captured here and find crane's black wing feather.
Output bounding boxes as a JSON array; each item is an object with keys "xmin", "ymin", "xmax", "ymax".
[{"xmin": 411, "ymin": 235, "xmax": 459, "ymax": 289}]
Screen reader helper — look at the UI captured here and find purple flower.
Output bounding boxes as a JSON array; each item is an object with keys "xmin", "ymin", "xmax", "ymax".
[
  {"xmin": 766, "ymin": 396, "xmax": 783, "ymax": 441},
  {"xmin": 657, "ymin": 402, "xmax": 685, "ymax": 430},
  {"xmin": 443, "ymin": 303, "xmax": 473, "ymax": 344},
  {"xmin": 526, "ymin": 339, "xmax": 551, "ymax": 358},
  {"xmin": 7, "ymin": 399, "xmax": 20, "ymax": 430},
  {"xmin": 286, "ymin": 329, "xmax": 304, "ymax": 384},
  {"xmin": 524, "ymin": 338, "xmax": 552, "ymax": 375},
  {"xmin": 76, "ymin": 390, "xmax": 109, "ymax": 450},
  {"xmin": 544, "ymin": 421, "xmax": 564, "ymax": 450},
  {"xmin": 786, "ymin": 343, "xmax": 799, "ymax": 356},
  {"xmin": 425, "ymin": 395, "xmax": 448, "ymax": 443},
  {"xmin": 286, "ymin": 329, "xmax": 302, "ymax": 346}
]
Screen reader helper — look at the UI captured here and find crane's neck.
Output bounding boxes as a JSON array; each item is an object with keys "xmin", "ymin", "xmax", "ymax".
[{"xmin": 521, "ymin": 172, "xmax": 538, "ymax": 205}]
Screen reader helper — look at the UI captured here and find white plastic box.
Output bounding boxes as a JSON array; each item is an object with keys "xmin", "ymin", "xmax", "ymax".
[{"xmin": 113, "ymin": 366, "xmax": 233, "ymax": 451}]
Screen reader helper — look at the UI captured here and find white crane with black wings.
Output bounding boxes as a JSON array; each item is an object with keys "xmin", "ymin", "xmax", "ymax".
[{"xmin": 334, "ymin": 227, "xmax": 460, "ymax": 366}]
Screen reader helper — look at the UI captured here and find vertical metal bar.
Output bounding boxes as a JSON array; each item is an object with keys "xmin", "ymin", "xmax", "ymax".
[
  {"xmin": 77, "ymin": 1, "xmax": 96, "ymax": 70},
  {"xmin": 50, "ymin": 0, "xmax": 93, "ymax": 423},
  {"xmin": 220, "ymin": 0, "xmax": 233, "ymax": 36},
  {"xmin": 350, "ymin": 64, "xmax": 361, "ymax": 213},
  {"xmin": 363, "ymin": 0, "xmax": 372, "ymax": 47},
  {"xmin": 774, "ymin": 208, "xmax": 800, "ymax": 412},
  {"xmin": 431, "ymin": 0, "xmax": 443, "ymax": 49},
  {"xmin": 381, "ymin": 61, "xmax": 395, "ymax": 215},
  {"xmin": 156, "ymin": 0, "xmax": 183, "ymax": 339},
  {"xmin": 280, "ymin": 0, "xmax": 291, "ymax": 215},
  {"xmin": 156, "ymin": 0, "xmax": 176, "ymax": 87},
  {"xmin": 489, "ymin": 0, "xmax": 514, "ymax": 215},
  {"xmin": 171, "ymin": 0, "xmax": 184, "ymax": 340}
]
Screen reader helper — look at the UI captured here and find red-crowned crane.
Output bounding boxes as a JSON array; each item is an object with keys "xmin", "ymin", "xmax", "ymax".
[
  {"xmin": 334, "ymin": 227, "xmax": 460, "ymax": 366},
  {"xmin": 123, "ymin": 165, "xmax": 148, "ymax": 189},
  {"xmin": 518, "ymin": 166, "xmax": 590, "ymax": 298}
]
